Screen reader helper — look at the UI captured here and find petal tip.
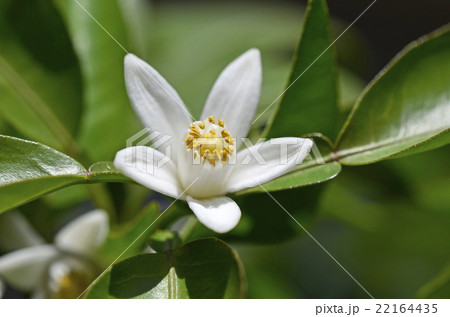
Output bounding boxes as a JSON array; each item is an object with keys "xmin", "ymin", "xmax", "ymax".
[
  {"xmin": 242, "ymin": 48, "xmax": 261, "ymax": 63},
  {"xmin": 186, "ymin": 196, "xmax": 241, "ymax": 234},
  {"xmin": 124, "ymin": 53, "xmax": 138, "ymax": 63},
  {"xmin": 246, "ymin": 47, "xmax": 261, "ymax": 56},
  {"xmin": 124, "ymin": 53, "xmax": 146, "ymax": 71}
]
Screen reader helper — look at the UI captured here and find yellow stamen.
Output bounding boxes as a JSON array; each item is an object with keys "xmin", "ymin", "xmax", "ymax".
[
  {"xmin": 225, "ymin": 137, "xmax": 235, "ymax": 145},
  {"xmin": 189, "ymin": 127, "xmax": 201, "ymax": 138},
  {"xmin": 184, "ymin": 115, "xmax": 235, "ymax": 167},
  {"xmin": 221, "ymin": 129, "xmax": 230, "ymax": 138},
  {"xmin": 224, "ymin": 146, "xmax": 233, "ymax": 154}
]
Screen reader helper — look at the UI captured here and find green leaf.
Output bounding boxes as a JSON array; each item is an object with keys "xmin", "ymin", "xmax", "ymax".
[
  {"xmin": 107, "ymin": 238, "xmax": 246, "ymax": 299},
  {"xmin": 55, "ymin": 0, "xmax": 135, "ymax": 162},
  {"xmin": 0, "ymin": 136, "xmax": 131, "ymax": 214},
  {"xmin": 265, "ymin": 0, "xmax": 338, "ymax": 139},
  {"xmin": 110, "ymin": 253, "xmax": 170, "ymax": 298},
  {"xmin": 171, "ymin": 238, "xmax": 246, "ymax": 299},
  {"xmin": 0, "ymin": 0, "xmax": 82, "ymax": 156},
  {"xmin": 239, "ymin": 162, "xmax": 340, "ymax": 195},
  {"xmin": 0, "ymin": 135, "xmax": 86, "ymax": 213},
  {"xmin": 336, "ymin": 25, "xmax": 450, "ymax": 165}
]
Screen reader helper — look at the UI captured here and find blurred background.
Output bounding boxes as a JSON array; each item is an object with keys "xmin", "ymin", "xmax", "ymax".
[{"xmin": 0, "ymin": 0, "xmax": 449, "ymax": 298}]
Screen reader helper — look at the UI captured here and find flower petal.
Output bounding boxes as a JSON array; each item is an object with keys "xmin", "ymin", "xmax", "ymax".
[
  {"xmin": 55, "ymin": 210, "xmax": 109, "ymax": 256},
  {"xmin": 0, "ymin": 245, "xmax": 58, "ymax": 292},
  {"xmin": 226, "ymin": 138, "xmax": 313, "ymax": 193},
  {"xmin": 201, "ymin": 49, "xmax": 262, "ymax": 144},
  {"xmin": 114, "ymin": 146, "xmax": 182, "ymax": 199},
  {"xmin": 186, "ymin": 196, "xmax": 241, "ymax": 233},
  {"xmin": 125, "ymin": 54, "xmax": 192, "ymax": 149},
  {"xmin": 0, "ymin": 211, "xmax": 44, "ymax": 252}
]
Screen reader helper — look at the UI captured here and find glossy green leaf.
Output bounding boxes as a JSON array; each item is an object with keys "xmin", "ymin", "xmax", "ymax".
[
  {"xmin": 239, "ymin": 162, "xmax": 340, "ymax": 195},
  {"xmin": 0, "ymin": 136, "xmax": 131, "ymax": 214},
  {"xmin": 107, "ymin": 238, "xmax": 246, "ymax": 299},
  {"xmin": 55, "ymin": 0, "xmax": 135, "ymax": 162},
  {"xmin": 0, "ymin": 0, "xmax": 82, "ymax": 156},
  {"xmin": 0, "ymin": 135, "xmax": 86, "ymax": 213},
  {"xmin": 265, "ymin": 0, "xmax": 338, "ymax": 139},
  {"xmin": 336, "ymin": 25, "xmax": 450, "ymax": 165}
]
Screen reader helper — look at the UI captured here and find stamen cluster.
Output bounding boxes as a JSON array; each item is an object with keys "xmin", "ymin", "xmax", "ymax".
[{"xmin": 184, "ymin": 115, "xmax": 235, "ymax": 166}]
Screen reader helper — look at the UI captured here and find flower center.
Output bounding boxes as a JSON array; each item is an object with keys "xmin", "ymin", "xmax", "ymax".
[
  {"xmin": 55, "ymin": 271, "xmax": 92, "ymax": 299},
  {"xmin": 184, "ymin": 115, "xmax": 235, "ymax": 167},
  {"xmin": 47, "ymin": 257, "xmax": 95, "ymax": 299}
]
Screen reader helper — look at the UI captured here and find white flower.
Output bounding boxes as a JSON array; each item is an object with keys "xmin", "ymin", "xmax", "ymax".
[
  {"xmin": 0, "ymin": 210, "xmax": 108, "ymax": 298},
  {"xmin": 114, "ymin": 49, "xmax": 313, "ymax": 234}
]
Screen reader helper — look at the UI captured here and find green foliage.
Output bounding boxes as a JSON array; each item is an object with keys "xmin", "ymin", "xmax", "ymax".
[
  {"xmin": 0, "ymin": 0, "xmax": 448, "ymax": 300},
  {"xmin": 0, "ymin": 0, "xmax": 82, "ymax": 156},
  {"xmin": 0, "ymin": 135, "xmax": 128, "ymax": 214},
  {"xmin": 110, "ymin": 253, "xmax": 171, "ymax": 298},
  {"xmin": 336, "ymin": 25, "xmax": 450, "ymax": 165},
  {"xmin": 87, "ymin": 238, "xmax": 246, "ymax": 299},
  {"xmin": 54, "ymin": 0, "xmax": 135, "ymax": 163},
  {"xmin": 266, "ymin": 0, "xmax": 338, "ymax": 139},
  {"xmin": 224, "ymin": 0, "xmax": 340, "ymax": 243},
  {"xmin": 0, "ymin": 135, "xmax": 85, "ymax": 213}
]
